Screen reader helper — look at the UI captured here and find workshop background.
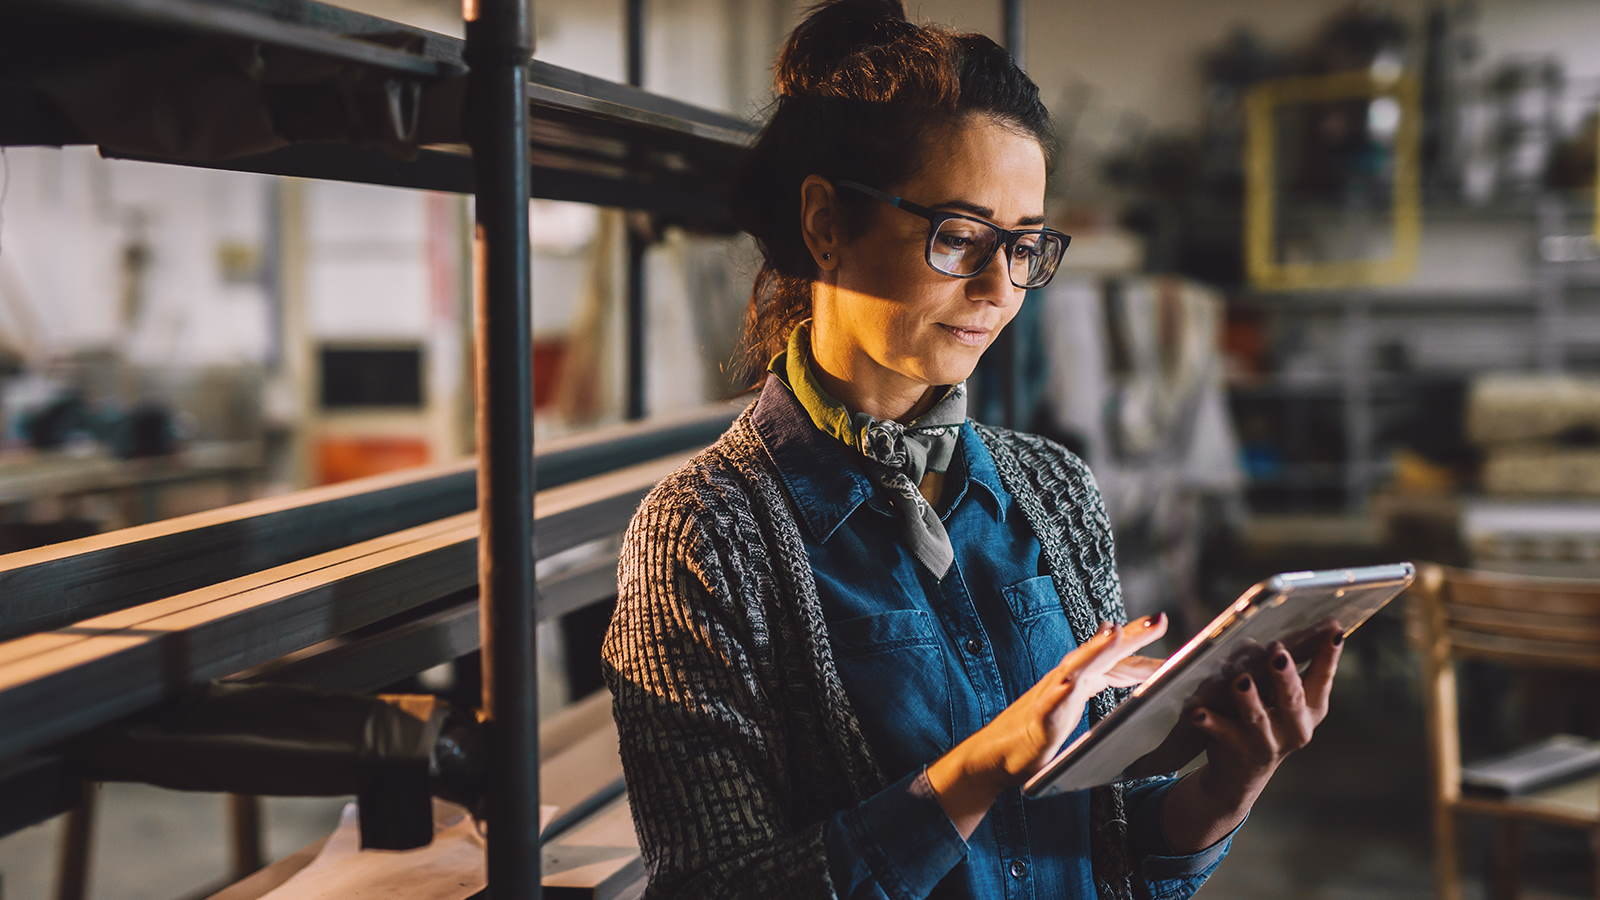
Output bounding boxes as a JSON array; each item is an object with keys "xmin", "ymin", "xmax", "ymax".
[{"xmin": 2, "ymin": 0, "xmax": 1600, "ymax": 897}]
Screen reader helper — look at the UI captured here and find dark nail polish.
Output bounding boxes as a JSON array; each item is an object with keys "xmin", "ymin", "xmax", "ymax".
[
  {"xmin": 1273, "ymin": 653, "xmax": 1289, "ymax": 671},
  {"xmin": 1331, "ymin": 632, "xmax": 1345, "ymax": 647},
  {"xmin": 1145, "ymin": 612, "xmax": 1165, "ymax": 628},
  {"xmin": 1236, "ymin": 675, "xmax": 1251, "ymax": 692}
]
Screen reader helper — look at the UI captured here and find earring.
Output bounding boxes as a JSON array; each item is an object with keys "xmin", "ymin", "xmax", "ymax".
[{"xmin": 821, "ymin": 252, "xmax": 831, "ymax": 261}]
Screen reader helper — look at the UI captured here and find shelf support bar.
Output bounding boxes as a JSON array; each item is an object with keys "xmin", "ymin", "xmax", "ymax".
[
  {"xmin": 625, "ymin": 0, "xmax": 648, "ymax": 420},
  {"xmin": 465, "ymin": 0, "xmax": 540, "ymax": 895}
]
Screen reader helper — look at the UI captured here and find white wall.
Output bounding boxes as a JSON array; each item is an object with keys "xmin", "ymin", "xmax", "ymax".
[{"xmin": 0, "ymin": 147, "xmax": 273, "ymax": 369}]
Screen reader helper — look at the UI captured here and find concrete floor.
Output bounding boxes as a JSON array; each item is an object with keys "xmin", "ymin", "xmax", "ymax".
[
  {"xmin": 0, "ymin": 790, "xmax": 344, "ymax": 900},
  {"xmin": 1, "ymin": 670, "xmax": 1593, "ymax": 898}
]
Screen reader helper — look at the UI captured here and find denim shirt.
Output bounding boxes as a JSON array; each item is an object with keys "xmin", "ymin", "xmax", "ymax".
[{"xmin": 754, "ymin": 377, "xmax": 1237, "ymax": 899}]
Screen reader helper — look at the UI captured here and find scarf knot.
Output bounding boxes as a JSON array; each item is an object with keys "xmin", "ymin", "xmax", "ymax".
[
  {"xmin": 769, "ymin": 319, "xmax": 967, "ymax": 580},
  {"xmin": 859, "ymin": 420, "xmax": 910, "ymax": 468}
]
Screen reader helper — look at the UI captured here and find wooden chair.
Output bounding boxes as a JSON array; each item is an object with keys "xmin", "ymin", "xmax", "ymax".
[{"xmin": 1409, "ymin": 563, "xmax": 1600, "ymax": 900}]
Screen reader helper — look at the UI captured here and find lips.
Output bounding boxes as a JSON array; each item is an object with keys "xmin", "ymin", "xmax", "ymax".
[{"xmin": 939, "ymin": 323, "xmax": 991, "ymax": 346}]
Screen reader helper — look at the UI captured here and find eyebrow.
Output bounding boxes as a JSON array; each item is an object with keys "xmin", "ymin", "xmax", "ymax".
[{"xmin": 929, "ymin": 198, "xmax": 1047, "ymax": 227}]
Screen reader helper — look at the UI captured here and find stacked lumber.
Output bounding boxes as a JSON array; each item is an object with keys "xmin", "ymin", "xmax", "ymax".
[
  {"xmin": 1467, "ymin": 375, "xmax": 1600, "ymax": 496},
  {"xmin": 0, "ymin": 400, "xmax": 744, "ymax": 895}
]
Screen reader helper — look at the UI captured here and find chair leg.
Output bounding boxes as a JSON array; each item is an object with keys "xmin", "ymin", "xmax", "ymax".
[
  {"xmin": 55, "ymin": 782, "xmax": 95, "ymax": 900},
  {"xmin": 228, "ymin": 793, "xmax": 265, "ymax": 880},
  {"xmin": 1435, "ymin": 805, "xmax": 1462, "ymax": 900},
  {"xmin": 1490, "ymin": 819, "xmax": 1521, "ymax": 900}
]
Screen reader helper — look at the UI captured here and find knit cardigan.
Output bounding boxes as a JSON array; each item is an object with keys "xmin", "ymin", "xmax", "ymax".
[{"xmin": 602, "ymin": 397, "xmax": 1145, "ymax": 900}]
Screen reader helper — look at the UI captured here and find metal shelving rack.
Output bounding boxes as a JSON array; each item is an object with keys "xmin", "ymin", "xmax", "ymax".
[
  {"xmin": 1, "ymin": 0, "xmax": 755, "ymax": 894},
  {"xmin": 1230, "ymin": 192, "xmax": 1600, "ymax": 513}
]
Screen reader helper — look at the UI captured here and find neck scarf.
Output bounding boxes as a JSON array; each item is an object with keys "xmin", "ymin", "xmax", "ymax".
[{"xmin": 768, "ymin": 319, "xmax": 967, "ymax": 580}]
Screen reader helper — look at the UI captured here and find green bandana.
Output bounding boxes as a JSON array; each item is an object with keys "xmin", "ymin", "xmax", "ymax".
[{"xmin": 768, "ymin": 319, "xmax": 968, "ymax": 579}]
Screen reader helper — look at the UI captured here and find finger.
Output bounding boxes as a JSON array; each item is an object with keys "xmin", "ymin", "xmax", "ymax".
[
  {"xmin": 1301, "ymin": 626, "xmax": 1345, "ymax": 717},
  {"xmin": 1105, "ymin": 654, "xmax": 1164, "ymax": 688},
  {"xmin": 1086, "ymin": 614, "xmax": 1168, "ymax": 670},
  {"xmin": 1229, "ymin": 672, "xmax": 1277, "ymax": 755},
  {"xmin": 1051, "ymin": 616, "xmax": 1167, "ymax": 697},
  {"xmin": 1189, "ymin": 706, "xmax": 1251, "ymax": 754},
  {"xmin": 1262, "ymin": 642, "xmax": 1306, "ymax": 708},
  {"xmin": 1263, "ymin": 642, "xmax": 1312, "ymax": 749},
  {"xmin": 1051, "ymin": 620, "xmax": 1114, "ymax": 679}
]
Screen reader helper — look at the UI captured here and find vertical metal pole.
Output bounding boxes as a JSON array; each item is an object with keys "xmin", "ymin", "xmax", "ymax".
[
  {"xmin": 464, "ymin": 0, "xmax": 539, "ymax": 896},
  {"xmin": 994, "ymin": 0, "xmax": 1025, "ymax": 429},
  {"xmin": 1002, "ymin": 0, "xmax": 1025, "ymax": 71},
  {"xmin": 624, "ymin": 0, "xmax": 648, "ymax": 420}
]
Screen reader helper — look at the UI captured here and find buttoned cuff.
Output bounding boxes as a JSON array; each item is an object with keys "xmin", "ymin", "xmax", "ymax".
[
  {"xmin": 1125, "ymin": 777, "xmax": 1244, "ymax": 880},
  {"xmin": 829, "ymin": 764, "xmax": 969, "ymax": 899}
]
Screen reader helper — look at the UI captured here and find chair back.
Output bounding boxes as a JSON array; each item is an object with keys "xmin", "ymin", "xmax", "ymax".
[{"xmin": 1411, "ymin": 563, "xmax": 1600, "ymax": 673}]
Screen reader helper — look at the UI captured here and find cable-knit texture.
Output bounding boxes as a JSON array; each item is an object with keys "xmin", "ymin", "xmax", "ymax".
[{"xmin": 603, "ymin": 402, "xmax": 1146, "ymax": 899}]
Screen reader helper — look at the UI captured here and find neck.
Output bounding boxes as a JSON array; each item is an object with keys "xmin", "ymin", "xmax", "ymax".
[{"xmin": 807, "ymin": 318, "xmax": 939, "ymax": 424}]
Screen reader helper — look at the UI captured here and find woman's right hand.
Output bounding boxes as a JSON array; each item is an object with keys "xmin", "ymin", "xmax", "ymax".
[{"xmin": 925, "ymin": 614, "xmax": 1169, "ymax": 838}]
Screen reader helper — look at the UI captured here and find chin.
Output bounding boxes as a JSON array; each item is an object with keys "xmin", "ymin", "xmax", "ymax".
[{"xmin": 922, "ymin": 355, "xmax": 980, "ymax": 387}]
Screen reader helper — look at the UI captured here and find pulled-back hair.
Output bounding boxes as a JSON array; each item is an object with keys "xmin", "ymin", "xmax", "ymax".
[{"xmin": 727, "ymin": 0, "xmax": 1057, "ymax": 391}]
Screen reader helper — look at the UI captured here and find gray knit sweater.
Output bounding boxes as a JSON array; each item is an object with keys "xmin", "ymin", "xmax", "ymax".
[{"xmin": 602, "ymin": 396, "xmax": 1144, "ymax": 899}]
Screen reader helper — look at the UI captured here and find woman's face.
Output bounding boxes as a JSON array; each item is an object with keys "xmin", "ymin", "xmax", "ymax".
[{"xmin": 807, "ymin": 114, "xmax": 1048, "ymax": 414}]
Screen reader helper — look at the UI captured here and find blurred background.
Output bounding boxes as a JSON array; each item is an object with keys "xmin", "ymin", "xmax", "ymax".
[{"xmin": 2, "ymin": 0, "xmax": 1600, "ymax": 897}]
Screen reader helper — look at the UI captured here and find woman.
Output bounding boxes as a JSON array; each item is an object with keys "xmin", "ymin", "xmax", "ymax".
[{"xmin": 601, "ymin": 2, "xmax": 1344, "ymax": 897}]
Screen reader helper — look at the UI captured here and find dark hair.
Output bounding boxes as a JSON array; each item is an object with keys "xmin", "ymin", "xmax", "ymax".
[{"xmin": 726, "ymin": 0, "xmax": 1057, "ymax": 391}]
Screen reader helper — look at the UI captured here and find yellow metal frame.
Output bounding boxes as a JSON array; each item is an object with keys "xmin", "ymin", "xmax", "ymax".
[{"xmin": 1245, "ymin": 70, "xmax": 1421, "ymax": 290}]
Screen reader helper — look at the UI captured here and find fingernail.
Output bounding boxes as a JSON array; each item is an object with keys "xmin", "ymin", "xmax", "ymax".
[
  {"xmin": 1331, "ymin": 632, "xmax": 1345, "ymax": 647},
  {"xmin": 1273, "ymin": 653, "xmax": 1289, "ymax": 671},
  {"xmin": 1236, "ymin": 675, "xmax": 1252, "ymax": 692},
  {"xmin": 1097, "ymin": 621, "xmax": 1113, "ymax": 636}
]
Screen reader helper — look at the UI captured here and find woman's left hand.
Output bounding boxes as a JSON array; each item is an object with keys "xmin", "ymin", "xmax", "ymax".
[{"xmin": 1189, "ymin": 624, "xmax": 1344, "ymax": 800}]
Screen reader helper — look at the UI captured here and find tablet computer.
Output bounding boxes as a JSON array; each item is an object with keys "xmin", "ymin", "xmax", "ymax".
[{"xmin": 1022, "ymin": 562, "xmax": 1417, "ymax": 798}]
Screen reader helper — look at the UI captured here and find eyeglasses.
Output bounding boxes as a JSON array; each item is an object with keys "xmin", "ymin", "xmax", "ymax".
[{"xmin": 836, "ymin": 179, "xmax": 1070, "ymax": 290}]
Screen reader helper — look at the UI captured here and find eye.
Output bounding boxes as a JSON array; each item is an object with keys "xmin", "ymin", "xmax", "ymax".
[
  {"xmin": 934, "ymin": 223, "xmax": 985, "ymax": 250},
  {"xmin": 1014, "ymin": 235, "xmax": 1051, "ymax": 259}
]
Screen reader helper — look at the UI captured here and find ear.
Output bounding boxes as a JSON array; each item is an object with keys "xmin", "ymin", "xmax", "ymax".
[{"xmin": 798, "ymin": 174, "xmax": 841, "ymax": 272}]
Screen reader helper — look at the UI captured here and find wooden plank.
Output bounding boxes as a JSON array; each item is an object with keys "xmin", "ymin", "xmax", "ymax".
[
  {"xmin": 0, "ymin": 401, "xmax": 739, "ymax": 640},
  {"xmin": 539, "ymin": 716, "xmax": 625, "ymax": 843},
  {"xmin": 204, "ymin": 700, "xmax": 628, "ymax": 900},
  {"xmin": 0, "ymin": 461, "xmax": 474, "ymax": 641},
  {"xmin": 539, "ymin": 690, "xmax": 616, "ymax": 761},
  {"xmin": 230, "ymin": 551, "xmax": 618, "ymax": 693},
  {"xmin": 541, "ymin": 795, "xmax": 643, "ymax": 900},
  {"xmin": 0, "ymin": 452, "xmax": 688, "ymax": 760}
]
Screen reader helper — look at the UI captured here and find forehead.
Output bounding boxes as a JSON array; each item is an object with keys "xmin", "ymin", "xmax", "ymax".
[{"xmin": 895, "ymin": 115, "xmax": 1047, "ymax": 223}]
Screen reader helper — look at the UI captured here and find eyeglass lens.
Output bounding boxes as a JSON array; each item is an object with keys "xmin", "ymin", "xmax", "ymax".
[{"xmin": 929, "ymin": 218, "xmax": 1063, "ymax": 288}]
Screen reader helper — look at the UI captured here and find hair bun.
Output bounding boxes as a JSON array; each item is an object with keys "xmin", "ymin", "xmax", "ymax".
[{"xmin": 776, "ymin": 0, "xmax": 941, "ymax": 101}]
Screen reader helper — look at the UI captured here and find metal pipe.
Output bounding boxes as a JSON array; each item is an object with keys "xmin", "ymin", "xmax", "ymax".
[
  {"xmin": 998, "ymin": 0, "xmax": 1025, "ymax": 429},
  {"xmin": 464, "ymin": 0, "xmax": 539, "ymax": 895},
  {"xmin": 624, "ymin": 0, "xmax": 647, "ymax": 420},
  {"xmin": 1002, "ymin": 0, "xmax": 1024, "ymax": 66}
]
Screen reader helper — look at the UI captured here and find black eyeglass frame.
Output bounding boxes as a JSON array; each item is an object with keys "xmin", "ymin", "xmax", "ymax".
[{"xmin": 835, "ymin": 179, "xmax": 1071, "ymax": 289}]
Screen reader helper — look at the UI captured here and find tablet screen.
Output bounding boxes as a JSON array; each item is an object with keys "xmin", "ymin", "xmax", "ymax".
[{"xmin": 1022, "ymin": 562, "xmax": 1416, "ymax": 797}]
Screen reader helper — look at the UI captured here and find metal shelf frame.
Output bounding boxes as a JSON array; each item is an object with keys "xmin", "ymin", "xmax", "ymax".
[{"xmin": 0, "ymin": 0, "xmax": 762, "ymax": 895}]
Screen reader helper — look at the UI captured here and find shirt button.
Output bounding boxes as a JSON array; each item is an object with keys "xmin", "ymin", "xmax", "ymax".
[
  {"xmin": 964, "ymin": 637, "xmax": 984, "ymax": 654},
  {"xmin": 1009, "ymin": 860, "xmax": 1029, "ymax": 879}
]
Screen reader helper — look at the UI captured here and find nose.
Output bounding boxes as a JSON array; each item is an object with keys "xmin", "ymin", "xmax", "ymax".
[{"xmin": 965, "ymin": 241, "xmax": 1022, "ymax": 308}]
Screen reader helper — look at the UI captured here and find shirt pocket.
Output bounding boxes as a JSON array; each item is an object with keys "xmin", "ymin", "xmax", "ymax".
[
  {"xmin": 827, "ymin": 609, "xmax": 955, "ymax": 768},
  {"xmin": 1002, "ymin": 575, "xmax": 1078, "ymax": 687}
]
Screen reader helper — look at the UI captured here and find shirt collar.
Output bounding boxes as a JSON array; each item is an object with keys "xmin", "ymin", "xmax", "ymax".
[{"xmin": 750, "ymin": 373, "xmax": 1009, "ymax": 544}]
